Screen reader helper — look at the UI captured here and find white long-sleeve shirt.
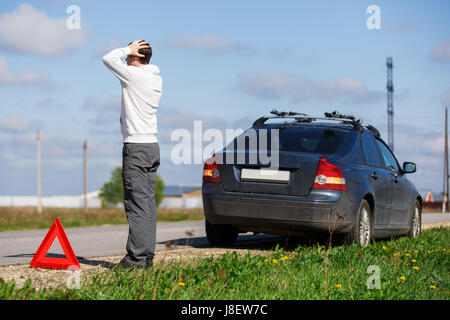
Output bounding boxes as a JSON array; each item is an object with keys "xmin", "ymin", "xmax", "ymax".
[{"xmin": 103, "ymin": 47, "xmax": 163, "ymax": 143}]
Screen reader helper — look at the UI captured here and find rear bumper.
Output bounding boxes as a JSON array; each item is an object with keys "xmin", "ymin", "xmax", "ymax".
[{"xmin": 202, "ymin": 183, "xmax": 356, "ymax": 236}]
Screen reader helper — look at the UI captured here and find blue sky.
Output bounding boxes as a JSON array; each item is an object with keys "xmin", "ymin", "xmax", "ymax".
[{"xmin": 0, "ymin": 0, "xmax": 449, "ymax": 196}]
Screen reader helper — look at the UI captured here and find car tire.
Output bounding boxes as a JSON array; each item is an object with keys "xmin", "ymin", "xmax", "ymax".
[
  {"xmin": 344, "ymin": 199, "xmax": 373, "ymax": 247},
  {"xmin": 406, "ymin": 200, "xmax": 421, "ymax": 238},
  {"xmin": 205, "ymin": 220, "xmax": 238, "ymax": 246}
]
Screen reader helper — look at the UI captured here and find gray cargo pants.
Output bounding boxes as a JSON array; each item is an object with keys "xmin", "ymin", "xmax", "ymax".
[{"xmin": 122, "ymin": 142, "xmax": 160, "ymax": 267}]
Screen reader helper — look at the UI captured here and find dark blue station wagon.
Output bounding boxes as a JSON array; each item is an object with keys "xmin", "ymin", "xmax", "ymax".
[{"xmin": 202, "ymin": 111, "xmax": 421, "ymax": 247}]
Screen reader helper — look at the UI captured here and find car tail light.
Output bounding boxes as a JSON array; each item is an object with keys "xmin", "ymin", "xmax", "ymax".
[
  {"xmin": 203, "ymin": 157, "xmax": 220, "ymax": 183},
  {"xmin": 313, "ymin": 158, "xmax": 346, "ymax": 191}
]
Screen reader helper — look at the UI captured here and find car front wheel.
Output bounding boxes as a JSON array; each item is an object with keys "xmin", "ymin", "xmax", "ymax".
[{"xmin": 407, "ymin": 200, "xmax": 421, "ymax": 238}]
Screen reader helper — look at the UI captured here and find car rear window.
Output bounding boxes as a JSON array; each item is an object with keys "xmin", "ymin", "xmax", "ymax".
[{"xmin": 232, "ymin": 126, "xmax": 348, "ymax": 154}]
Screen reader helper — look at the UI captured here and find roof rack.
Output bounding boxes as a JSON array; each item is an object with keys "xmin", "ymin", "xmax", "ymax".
[
  {"xmin": 323, "ymin": 111, "xmax": 363, "ymax": 131},
  {"xmin": 363, "ymin": 124, "xmax": 380, "ymax": 137},
  {"xmin": 253, "ymin": 109, "xmax": 364, "ymax": 132},
  {"xmin": 270, "ymin": 109, "xmax": 308, "ymax": 117},
  {"xmin": 252, "ymin": 109, "xmax": 309, "ymax": 127},
  {"xmin": 324, "ymin": 111, "xmax": 356, "ymax": 121}
]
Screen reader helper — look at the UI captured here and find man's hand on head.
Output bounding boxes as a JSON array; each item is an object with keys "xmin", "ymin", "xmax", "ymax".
[{"xmin": 128, "ymin": 40, "xmax": 151, "ymax": 57}]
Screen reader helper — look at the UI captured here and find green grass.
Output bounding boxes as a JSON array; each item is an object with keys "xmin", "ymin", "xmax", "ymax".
[
  {"xmin": 1, "ymin": 227, "xmax": 449, "ymax": 300},
  {"xmin": 0, "ymin": 207, "xmax": 204, "ymax": 231}
]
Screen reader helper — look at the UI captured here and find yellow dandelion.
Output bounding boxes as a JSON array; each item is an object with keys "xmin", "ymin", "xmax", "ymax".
[
  {"xmin": 400, "ymin": 276, "xmax": 406, "ymax": 281},
  {"xmin": 393, "ymin": 253, "xmax": 397, "ymax": 257},
  {"xmin": 430, "ymin": 285, "xmax": 436, "ymax": 289},
  {"xmin": 280, "ymin": 256, "xmax": 292, "ymax": 261},
  {"xmin": 414, "ymin": 250, "xmax": 418, "ymax": 254},
  {"xmin": 411, "ymin": 259, "xmax": 417, "ymax": 263},
  {"xmin": 335, "ymin": 284, "xmax": 342, "ymax": 288},
  {"xmin": 272, "ymin": 259, "xmax": 278, "ymax": 264},
  {"xmin": 427, "ymin": 250, "xmax": 431, "ymax": 254},
  {"xmin": 405, "ymin": 253, "xmax": 410, "ymax": 257},
  {"xmin": 332, "ymin": 273, "xmax": 336, "ymax": 277},
  {"xmin": 382, "ymin": 246, "xmax": 387, "ymax": 250},
  {"xmin": 178, "ymin": 282, "xmax": 185, "ymax": 286},
  {"xmin": 413, "ymin": 266, "xmax": 419, "ymax": 270},
  {"xmin": 264, "ymin": 259, "xmax": 269, "ymax": 263}
]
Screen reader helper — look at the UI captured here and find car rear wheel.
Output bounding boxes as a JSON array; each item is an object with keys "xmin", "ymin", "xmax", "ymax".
[
  {"xmin": 344, "ymin": 199, "xmax": 373, "ymax": 247},
  {"xmin": 205, "ymin": 220, "xmax": 238, "ymax": 246},
  {"xmin": 407, "ymin": 200, "xmax": 421, "ymax": 238}
]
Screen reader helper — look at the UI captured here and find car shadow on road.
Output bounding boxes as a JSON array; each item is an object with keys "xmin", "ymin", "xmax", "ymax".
[{"xmin": 158, "ymin": 233, "xmax": 332, "ymax": 252}]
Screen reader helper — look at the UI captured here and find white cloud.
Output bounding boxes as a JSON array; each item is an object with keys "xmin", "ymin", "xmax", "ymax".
[
  {"xmin": 83, "ymin": 95, "xmax": 121, "ymax": 113},
  {"xmin": 392, "ymin": 126, "xmax": 444, "ymax": 192},
  {"xmin": 0, "ymin": 114, "xmax": 44, "ymax": 133},
  {"xmin": 92, "ymin": 38, "xmax": 122, "ymax": 59},
  {"xmin": 163, "ymin": 34, "xmax": 255, "ymax": 55},
  {"xmin": 237, "ymin": 69, "xmax": 383, "ymax": 104},
  {"xmin": 0, "ymin": 115, "xmax": 29, "ymax": 132},
  {"xmin": 82, "ymin": 95, "xmax": 121, "ymax": 128},
  {"xmin": 422, "ymin": 136, "xmax": 444, "ymax": 155},
  {"xmin": 439, "ymin": 87, "xmax": 450, "ymax": 105},
  {"xmin": 34, "ymin": 97, "xmax": 66, "ymax": 110},
  {"xmin": 0, "ymin": 57, "xmax": 50, "ymax": 85},
  {"xmin": 384, "ymin": 21, "xmax": 420, "ymax": 33},
  {"xmin": 429, "ymin": 38, "xmax": 450, "ymax": 63},
  {"xmin": 0, "ymin": 4, "xmax": 88, "ymax": 56}
]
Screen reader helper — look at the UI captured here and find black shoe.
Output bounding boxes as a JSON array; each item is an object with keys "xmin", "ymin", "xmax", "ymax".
[
  {"xmin": 115, "ymin": 258, "xmax": 144, "ymax": 271},
  {"xmin": 145, "ymin": 257, "xmax": 153, "ymax": 269}
]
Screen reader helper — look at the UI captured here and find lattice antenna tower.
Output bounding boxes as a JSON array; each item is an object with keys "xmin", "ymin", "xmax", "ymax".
[{"xmin": 387, "ymin": 57, "xmax": 394, "ymax": 151}]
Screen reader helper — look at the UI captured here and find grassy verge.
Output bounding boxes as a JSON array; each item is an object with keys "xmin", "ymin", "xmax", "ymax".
[
  {"xmin": 0, "ymin": 207, "xmax": 204, "ymax": 232},
  {"xmin": 1, "ymin": 227, "xmax": 449, "ymax": 300}
]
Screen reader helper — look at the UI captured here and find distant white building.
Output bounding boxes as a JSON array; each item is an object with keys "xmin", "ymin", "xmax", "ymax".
[
  {"xmin": 0, "ymin": 186, "xmax": 203, "ymax": 209},
  {"xmin": 159, "ymin": 185, "xmax": 203, "ymax": 209},
  {"xmin": 0, "ymin": 190, "xmax": 102, "ymax": 208}
]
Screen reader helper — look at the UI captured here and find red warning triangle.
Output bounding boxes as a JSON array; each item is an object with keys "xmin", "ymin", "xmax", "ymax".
[{"xmin": 30, "ymin": 218, "xmax": 80, "ymax": 270}]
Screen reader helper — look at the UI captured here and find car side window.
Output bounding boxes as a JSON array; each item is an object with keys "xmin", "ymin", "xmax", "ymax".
[
  {"xmin": 361, "ymin": 134, "xmax": 382, "ymax": 167},
  {"xmin": 354, "ymin": 138, "xmax": 363, "ymax": 164},
  {"xmin": 375, "ymin": 139, "xmax": 400, "ymax": 172}
]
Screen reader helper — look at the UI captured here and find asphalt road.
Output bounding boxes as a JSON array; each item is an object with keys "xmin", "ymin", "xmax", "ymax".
[{"xmin": 0, "ymin": 213, "xmax": 449, "ymax": 266}]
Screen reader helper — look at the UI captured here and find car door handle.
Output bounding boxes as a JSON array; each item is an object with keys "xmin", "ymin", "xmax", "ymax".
[
  {"xmin": 371, "ymin": 172, "xmax": 378, "ymax": 180},
  {"xmin": 391, "ymin": 173, "xmax": 399, "ymax": 183}
]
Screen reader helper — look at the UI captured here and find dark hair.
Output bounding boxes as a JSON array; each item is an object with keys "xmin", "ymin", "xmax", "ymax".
[{"xmin": 128, "ymin": 41, "xmax": 152, "ymax": 64}]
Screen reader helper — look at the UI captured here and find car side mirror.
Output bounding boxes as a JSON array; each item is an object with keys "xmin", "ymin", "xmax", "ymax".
[{"xmin": 402, "ymin": 162, "xmax": 416, "ymax": 174}]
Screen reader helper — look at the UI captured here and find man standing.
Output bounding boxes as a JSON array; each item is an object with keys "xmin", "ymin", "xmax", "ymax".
[{"xmin": 103, "ymin": 40, "xmax": 163, "ymax": 269}]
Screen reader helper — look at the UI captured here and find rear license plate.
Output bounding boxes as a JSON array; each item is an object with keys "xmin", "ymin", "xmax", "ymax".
[{"xmin": 241, "ymin": 168, "xmax": 290, "ymax": 183}]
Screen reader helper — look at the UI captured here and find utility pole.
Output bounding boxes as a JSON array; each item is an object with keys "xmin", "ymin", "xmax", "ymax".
[
  {"xmin": 37, "ymin": 131, "xmax": 42, "ymax": 214},
  {"xmin": 443, "ymin": 108, "xmax": 448, "ymax": 213},
  {"xmin": 387, "ymin": 57, "xmax": 394, "ymax": 152},
  {"xmin": 83, "ymin": 140, "xmax": 88, "ymax": 213}
]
